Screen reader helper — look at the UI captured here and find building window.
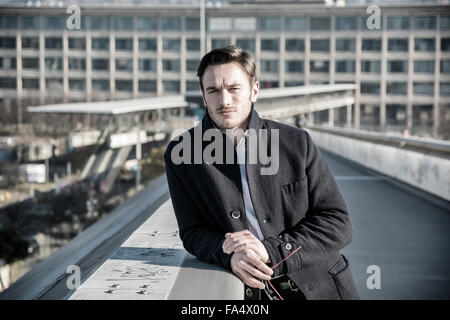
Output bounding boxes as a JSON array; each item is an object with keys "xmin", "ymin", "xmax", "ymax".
[
  {"xmin": 45, "ymin": 57, "xmax": 62, "ymax": 71},
  {"xmin": 92, "ymin": 59, "xmax": 109, "ymax": 71},
  {"xmin": 234, "ymin": 17, "xmax": 257, "ymax": 31},
  {"xmin": 45, "ymin": 78, "xmax": 63, "ymax": 91},
  {"xmin": 259, "ymin": 17, "xmax": 280, "ymax": 31},
  {"xmin": 69, "ymin": 38, "xmax": 86, "ymax": 50},
  {"xmin": 0, "ymin": 16, "xmax": 17, "ymax": 29},
  {"xmin": 361, "ymin": 82, "xmax": 380, "ymax": 95},
  {"xmin": 163, "ymin": 59, "xmax": 180, "ymax": 72},
  {"xmin": 20, "ymin": 16, "xmax": 40, "ymax": 29},
  {"xmin": 442, "ymin": 38, "xmax": 450, "ymax": 52},
  {"xmin": 163, "ymin": 80, "xmax": 180, "ymax": 92},
  {"xmin": 0, "ymin": 57, "xmax": 16, "ymax": 69},
  {"xmin": 386, "ymin": 104, "xmax": 407, "ymax": 125},
  {"xmin": 336, "ymin": 38, "xmax": 355, "ymax": 51},
  {"xmin": 413, "ymin": 16, "xmax": 436, "ymax": 30},
  {"xmin": 115, "ymin": 38, "xmax": 133, "ymax": 51},
  {"xmin": 69, "ymin": 78, "xmax": 85, "ymax": 91},
  {"xmin": 414, "ymin": 60, "xmax": 435, "ymax": 73},
  {"xmin": 186, "ymin": 80, "xmax": 200, "ymax": 92},
  {"xmin": 310, "ymin": 39, "xmax": 330, "ymax": 52},
  {"xmin": 441, "ymin": 60, "xmax": 450, "ymax": 73},
  {"xmin": 335, "ymin": 60, "xmax": 355, "ymax": 73},
  {"xmin": 139, "ymin": 80, "xmax": 157, "ymax": 93},
  {"xmin": 441, "ymin": 16, "xmax": 450, "ymax": 31},
  {"xmin": 22, "ymin": 57, "xmax": 39, "ymax": 70},
  {"xmin": 335, "ymin": 17, "xmax": 356, "ymax": 30},
  {"xmin": 310, "ymin": 60, "xmax": 329, "ymax": 73},
  {"xmin": 388, "ymin": 38, "xmax": 408, "ymax": 51},
  {"xmin": 0, "ymin": 37, "xmax": 16, "ymax": 49},
  {"xmin": 186, "ymin": 38, "xmax": 200, "ymax": 51},
  {"xmin": 163, "ymin": 38, "xmax": 180, "ymax": 52},
  {"xmin": 212, "ymin": 38, "xmax": 230, "ymax": 49},
  {"xmin": 387, "ymin": 16, "xmax": 409, "ymax": 30},
  {"xmin": 414, "ymin": 38, "xmax": 435, "ymax": 52},
  {"xmin": 284, "ymin": 17, "xmax": 306, "ymax": 31},
  {"xmin": 413, "ymin": 82, "xmax": 434, "ymax": 96},
  {"xmin": 114, "ymin": 17, "xmax": 133, "ymax": 31},
  {"xmin": 440, "ymin": 82, "xmax": 450, "ymax": 96},
  {"xmin": 360, "ymin": 104, "xmax": 380, "ymax": 129},
  {"xmin": 22, "ymin": 78, "xmax": 39, "ymax": 90},
  {"xmin": 260, "ymin": 59, "xmax": 279, "ymax": 73},
  {"xmin": 92, "ymin": 37, "xmax": 109, "ymax": 50},
  {"xmin": 310, "ymin": 17, "xmax": 330, "ymax": 31},
  {"xmin": 22, "ymin": 37, "xmax": 39, "ymax": 49},
  {"xmin": 236, "ymin": 38, "xmax": 255, "ymax": 53},
  {"xmin": 69, "ymin": 58, "xmax": 86, "ymax": 71},
  {"xmin": 386, "ymin": 82, "xmax": 407, "ymax": 95},
  {"xmin": 161, "ymin": 17, "xmax": 181, "ymax": 31},
  {"xmin": 139, "ymin": 59, "xmax": 157, "ymax": 72},
  {"xmin": 43, "ymin": 16, "xmax": 63, "ymax": 30},
  {"xmin": 139, "ymin": 38, "xmax": 157, "ymax": 51},
  {"xmin": 388, "ymin": 60, "xmax": 408, "ymax": 73},
  {"xmin": 285, "ymin": 39, "xmax": 304, "ymax": 52},
  {"xmin": 186, "ymin": 59, "xmax": 199, "ymax": 72},
  {"xmin": 285, "ymin": 81, "xmax": 304, "ymax": 87},
  {"xmin": 260, "ymin": 81, "xmax": 279, "ymax": 89},
  {"xmin": 45, "ymin": 37, "xmax": 62, "ymax": 49},
  {"xmin": 261, "ymin": 39, "xmax": 279, "ymax": 52},
  {"xmin": 92, "ymin": 79, "xmax": 109, "ymax": 91},
  {"xmin": 136, "ymin": 17, "xmax": 158, "ymax": 31},
  {"xmin": 361, "ymin": 60, "xmax": 381, "ymax": 73},
  {"xmin": 0, "ymin": 77, "xmax": 17, "ymax": 89},
  {"xmin": 362, "ymin": 38, "xmax": 381, "ymax": 51},
  {"xmin": 186, "ymin": 17, "xmax": 200, "ymax": 31},
  {"xmin": 115, "ymin": 79, "xmax": 132, "ymax": 91},
  {"xmin": 209, "ymin": 17, "xmax": 232, "ymax": 31},
  {"xmin": 412, "ymin": 105, "xmax": 433, "ymax": 128},
  {"xmin": 115, "ymin": 59, "xmax": 133, "ymax": 72},
  {"xmin": 285, "ymin": 60, "xmax": 304, "ymax": 73},
  {"xmin": 90, "ymin": 17, "xmax": 110, "ymax": 30}
]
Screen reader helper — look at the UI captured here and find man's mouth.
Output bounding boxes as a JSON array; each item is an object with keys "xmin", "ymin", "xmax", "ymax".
[{"xmin": 218, "ymin": 109, "xmax": 235, "ymax": 115}]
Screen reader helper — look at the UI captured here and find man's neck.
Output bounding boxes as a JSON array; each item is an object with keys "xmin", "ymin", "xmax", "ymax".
[{"xmin": 211, "ymin": 118, "xmax": 249, "ymax": 147}]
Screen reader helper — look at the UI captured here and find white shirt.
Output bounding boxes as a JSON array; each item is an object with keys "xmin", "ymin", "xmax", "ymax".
[{"xmin": 235, "ymin": 132, "xmax": 265, "ymax": 241}]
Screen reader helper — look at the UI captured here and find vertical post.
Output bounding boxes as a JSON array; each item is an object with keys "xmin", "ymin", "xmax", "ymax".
[
  {"xmin": 135, "ymin": 114, "xmax": 142, "ymax": 189},
  {"xmin": 200, "ymin": 0, "xmax": 206, "ymax": 57}
]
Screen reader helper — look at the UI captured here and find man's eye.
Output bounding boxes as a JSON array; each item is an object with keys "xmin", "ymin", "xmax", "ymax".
[
  {"xmin": 208, "ymin": 89, "xmax": 217, "ymax": 93},
  {"xmin": 229, "ymin": 87, "xmax": 239, "ymax": 91}
]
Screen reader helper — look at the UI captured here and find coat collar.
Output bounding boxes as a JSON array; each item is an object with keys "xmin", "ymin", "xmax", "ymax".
[{"xmin": 201, "ymin": 104, "xmax": 263, "ymax": 133}]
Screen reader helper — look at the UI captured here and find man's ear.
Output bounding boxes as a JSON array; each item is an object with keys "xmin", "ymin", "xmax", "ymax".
[{"xmin": 251, "ymin": 80, "xmax": 259, "ymax": 103}]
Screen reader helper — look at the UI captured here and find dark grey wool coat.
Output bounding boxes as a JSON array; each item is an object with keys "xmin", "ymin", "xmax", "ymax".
[{"xmin": 164, "ymin": 107, "xmax": 359, "ymax": 300}]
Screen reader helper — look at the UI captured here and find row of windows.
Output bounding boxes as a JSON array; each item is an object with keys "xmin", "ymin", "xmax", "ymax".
[
  {"xmin": 2, "ymin": 56, "xmax": 450, "ymax": 74},
  {"xmin": 1, "ymin": 15, "xmax": 449, "ymax": 32},
  {"xmin": 1, "ymin": 77, "xmax": 448, "ymax": 96},
  {"xmin": 2, "ymin": 36, "xmax": 450, "ymax": 53}
]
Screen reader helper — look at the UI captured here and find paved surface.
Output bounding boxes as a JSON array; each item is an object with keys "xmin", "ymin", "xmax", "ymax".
[{"xmin": 322, "ymin": 149, "xmax": 450, "ymax": 300}]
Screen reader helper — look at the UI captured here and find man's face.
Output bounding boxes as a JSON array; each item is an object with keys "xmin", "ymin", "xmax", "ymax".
[{"xmin": 201, "ymin": 62, "xmax": 259, "ymax": 132}]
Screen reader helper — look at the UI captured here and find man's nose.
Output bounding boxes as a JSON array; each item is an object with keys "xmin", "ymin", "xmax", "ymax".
[{"xmin": 219, "ymin": 89, "xmax": 232, "ymax": 107}]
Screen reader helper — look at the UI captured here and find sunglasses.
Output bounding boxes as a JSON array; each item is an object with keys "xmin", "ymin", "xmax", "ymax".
[{"xmin": 262, "ymin": 245, "xmax": 302, "ymax": 301}]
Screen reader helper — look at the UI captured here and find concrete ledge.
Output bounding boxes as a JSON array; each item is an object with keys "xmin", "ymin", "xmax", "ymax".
[{"xmin": 307, "ymin": 127, "xmax": 450, "ymax": 201}]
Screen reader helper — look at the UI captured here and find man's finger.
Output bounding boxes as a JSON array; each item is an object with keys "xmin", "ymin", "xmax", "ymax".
[
  {"xmin": 239, "ymin": 268, "xmax": 265, "ymax": 289},
  {"xmin": 239, "ymin": 256, "xmax": 272, "ymax": 281}
]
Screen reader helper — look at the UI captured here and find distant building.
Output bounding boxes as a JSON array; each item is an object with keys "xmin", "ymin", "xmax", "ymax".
[{"xmin": 0, "ymin": 0, "xmax": 449, "ymax": 137}]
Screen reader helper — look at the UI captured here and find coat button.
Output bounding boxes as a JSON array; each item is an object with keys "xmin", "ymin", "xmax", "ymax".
[
  {"xmin": 285, "ymin": 243, "xmax": 293, "ymax": 251},
  {"xmin": 245, "ymin": 288, "xmax": 253, "ymax": 297},
  {"xmin": 230, "ymin": 210, "xmax": 241, "ymax": 219}
]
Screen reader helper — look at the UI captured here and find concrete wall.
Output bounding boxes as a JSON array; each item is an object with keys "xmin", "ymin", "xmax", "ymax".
[{"xmin": 307, "ymin": 129, "xmax": 450, "ymax": 202}]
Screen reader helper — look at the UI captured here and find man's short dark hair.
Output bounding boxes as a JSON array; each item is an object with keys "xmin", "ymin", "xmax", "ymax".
[{"xmin": 196, "ymin": 45, "xmax": 257, "ymax": 92}]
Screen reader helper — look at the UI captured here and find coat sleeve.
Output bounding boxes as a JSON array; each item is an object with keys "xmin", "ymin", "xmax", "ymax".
[
  {"xmin": 164, "ymin": 146, "xmax": 232, "ymax": 271},
  {"xmin": 262, "ymin": 130, "xmax": 353, "ymax": 277}
]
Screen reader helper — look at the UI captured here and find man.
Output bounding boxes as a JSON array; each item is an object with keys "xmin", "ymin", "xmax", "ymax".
[{"xmin": 164, "ymin": 46, "xmax": 359, "ymax": 300}]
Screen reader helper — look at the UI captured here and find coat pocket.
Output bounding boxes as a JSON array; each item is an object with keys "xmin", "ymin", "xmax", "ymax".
[
  {"xmin": 328, "ymin": 254, "xmax": 360, "ymax": 300},
  {"xmin": 280, "ymin": 176, "xmax": 309, "ymax": 223}
]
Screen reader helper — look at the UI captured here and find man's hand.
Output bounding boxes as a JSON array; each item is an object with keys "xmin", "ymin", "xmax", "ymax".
[
  {"xmin": 230, "ymin": 249, "xmax": 273, "ymax": 289},
  {"xmin": 223, "ymin": 230, "xmax": 270, "ymax": 263}
]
